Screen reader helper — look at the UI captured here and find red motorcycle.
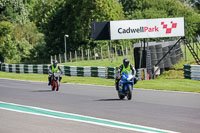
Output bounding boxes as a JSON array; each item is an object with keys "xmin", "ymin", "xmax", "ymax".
[{"xmin": 50, "ymin": 72, "xmax": 61, "ymax": 91}]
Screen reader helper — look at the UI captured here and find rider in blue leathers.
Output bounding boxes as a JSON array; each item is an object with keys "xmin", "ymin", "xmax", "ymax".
[{"xmin": 115, "ymin": 58, "xmax": 137, "ymax": 90}]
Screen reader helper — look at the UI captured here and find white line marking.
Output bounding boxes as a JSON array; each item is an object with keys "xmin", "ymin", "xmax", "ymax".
[{"xmin": 0, "ymin": 101, "xmax": 179, "ymax": 133}]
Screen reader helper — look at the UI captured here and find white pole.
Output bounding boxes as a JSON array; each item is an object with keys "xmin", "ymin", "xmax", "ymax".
[{"xmin": 64, "ymin": 35, "xmax": 69, "ymax": 62}]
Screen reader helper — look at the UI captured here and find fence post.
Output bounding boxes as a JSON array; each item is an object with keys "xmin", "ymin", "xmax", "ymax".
[
  {"xmin": 90, "ymin": 50, "xmax": 92, "ymax": 60},
  {"xmin": 75, "ymin": 50, "xmax": 77, "ymax": 62},
  {"xmin": 81, "ymin": 49, "xmax": 84, "ymax": 61},
  {"xmin": 88, "ymin": 49, "xmax": 90, "ymax": 60},
  {"xmin": 70, "ymin": 51, "xmax": 72, "ymax": 62},
  {"xmin": 108, "ymin": 46, "xmax": 110, "ymax": 61},
  {"xmin": 94, "ymin": 48, "xmax": 96, "ymax": 60},
  {"xmin": 55, "ymin": 55, "xmax": 57, "ymax": 61},
  {"xmin": 101, "ymin": 47, "xmax": 103, "ymax": 60},
  {"xmin": 126, "ymin": 47, "xmax": 128, "ymax": 56},
  {"xmin": 129, "ymin": 45, "xmax": 134, "ymax": 60},
  {"xmin": 59, "ymin": 54, "xmax": 62, "ymax": 63},
  {"xmin": 115, "ymin": 45, "xmax": 118, "ymax": 60},
  {"xmin": 121, "ymin": 45, "xmax": 124, "ymax": 57},
  {"xmin": 50, "ymin": 56, "xmax": 53, "ymax": 64}
]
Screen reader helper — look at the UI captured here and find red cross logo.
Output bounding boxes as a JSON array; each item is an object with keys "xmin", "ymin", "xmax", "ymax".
[{"xmin": 161, "ymin": 21, "xmax": 177, "ymax": 34}]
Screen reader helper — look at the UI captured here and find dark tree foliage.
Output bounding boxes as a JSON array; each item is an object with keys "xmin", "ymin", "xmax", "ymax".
[
  {"xmin": 0, "ymin": 0, "xmax": 200, "ymax": 63},
  {"xmin": 119, "ymin": 0, "xmax": 200, "ymax": 40},
  {"xmin": 41, "ymin": 0, "xmax": 124, "ymax": 56}
]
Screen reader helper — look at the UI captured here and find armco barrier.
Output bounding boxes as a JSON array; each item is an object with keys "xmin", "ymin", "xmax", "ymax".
[
  {"xmin": 63, "ymin": 66, "xmax": 107, "ymax": 78},
  {"xmin": 0, "ymin": 63, "xmax": 148, "ymax": 80},
  {"xmin": 184, "ymin": 64, "xmax": 200, "ymax": 80},
  {"xmin": 0, "ymin": 63, "xmax": 116, "ymax": 79},
  {"xmin": 107, "ymin": 67, "xmax": 117, "ymax": 79}
]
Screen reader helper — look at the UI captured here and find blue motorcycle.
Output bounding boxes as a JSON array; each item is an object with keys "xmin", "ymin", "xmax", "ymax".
[{"xmin": 117, "ymin": 70, "xmax": 134, "ymax": 100}]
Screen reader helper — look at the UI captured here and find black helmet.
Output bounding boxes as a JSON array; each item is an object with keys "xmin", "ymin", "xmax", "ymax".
[
  {"xmin": 123, "ymin": 58, "xmax": 129, "ymax": 68},
  {"xmin": 53, "ymin": 60, "xmax": 58, "ymax": 67}
]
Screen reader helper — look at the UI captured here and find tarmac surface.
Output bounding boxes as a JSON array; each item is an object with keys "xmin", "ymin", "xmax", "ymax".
[{"xmin": 0, "ymin": 78, "xmax": 200, "ymax": 133}]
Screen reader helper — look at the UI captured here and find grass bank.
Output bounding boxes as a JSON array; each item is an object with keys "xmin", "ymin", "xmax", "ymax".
[
  {"xmin": 61, "ymin": 55, "xmax": 134, "ymax": 67},
  {"xmin": 0, "ymin": 71, "xmax": 114, "ymax": 86},
  {"xmin": 0, "ymin": 71, "xmax": 199, "ymax": 93},
  {"xmin": 135, "ymin": 79, "xmax": 200, "ymax": 92}
]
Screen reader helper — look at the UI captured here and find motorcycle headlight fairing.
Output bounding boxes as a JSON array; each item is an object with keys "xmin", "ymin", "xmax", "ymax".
[{"xmin": 127, "ymin": 77, "xmax": 132, "ymax": 81}]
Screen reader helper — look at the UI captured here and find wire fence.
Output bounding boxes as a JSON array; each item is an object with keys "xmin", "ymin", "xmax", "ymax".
[{"xmin": 51, "ymin": 45, "xmax": 134, "ymax": 63}]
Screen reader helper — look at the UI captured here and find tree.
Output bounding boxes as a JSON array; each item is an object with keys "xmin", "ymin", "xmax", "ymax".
[
  {"xmin": 0, "ymin": 21, "xmax": 20, "ymax": 63},
  {"xmin": 40, "ymin": 0, "xmax": 124, "ymax": 56},
  {"xmin": 13, "ymin": 22, "xmax": 46, "ymax": 63},
  {"xmin": 119, "ymin": 0, "xmax": 200, "ymax": 40},
  {"xmin": 28, "ymin": 0, "xmax": 59, "ymax": 31},
  {"xmin": 189, "ymin": 0, "xmax": 200, "ymax": 12},
  {"xmin": 0, "ymin": 0, "xmax": 47, "ymax": 63},
  {"xmin": 0, "ymin": 0, "xmax": 30, "ymax": 24}
]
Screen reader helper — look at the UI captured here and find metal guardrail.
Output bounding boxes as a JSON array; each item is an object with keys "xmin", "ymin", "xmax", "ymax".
[
  {"xmin": 184, "ymin": 64, "xmax": 200, "ymax": 80},
  {"xmin": 0, "ymin": 63, "xmax": 117, "ymax": 79},
  {"xmin": 0, "ymin": 63, "xmax": 148, "ymax": 80}
]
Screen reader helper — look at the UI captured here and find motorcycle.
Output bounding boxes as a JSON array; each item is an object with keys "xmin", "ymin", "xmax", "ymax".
[
  {"xmin": 50, "ymin": 72, "xmax": 61, "ymax": 91},
  {"xmin": 117, "ymin": 70, "xmax": 134, "ymax": 100}
]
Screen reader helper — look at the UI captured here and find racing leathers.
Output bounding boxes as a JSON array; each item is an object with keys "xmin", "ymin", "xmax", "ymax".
[
  {"xmin": 48, "ymin": 64, "xmax": 63, "ymax": 85},
  {"xmin": 115, "ymin": 64, "xmax": 137, "ymax": 90}
]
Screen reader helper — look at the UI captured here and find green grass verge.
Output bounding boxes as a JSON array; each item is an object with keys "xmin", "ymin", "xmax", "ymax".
[
  {"xmin": 134, "ymin": 79, "xmax": 200, "ymax": 93},
  {"xmin": 0, "ymin": 71, "xmax": 114, "ymax": 86},
  {"xmin": 61, "ymin": 55, "xmax": 134, "ymax": 67},
  {"xmin": 0, "ymin": 71, "xmax": 199, "ymax": 93}
]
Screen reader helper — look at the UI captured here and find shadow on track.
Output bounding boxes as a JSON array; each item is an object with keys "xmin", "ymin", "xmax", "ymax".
[
  {"xmin": 31, "ymin": 90, "xmax": 52, "ymax": 92},
  {"xmin": 95, "ymin": 99, "xmax": 125, "ymax": 102}
]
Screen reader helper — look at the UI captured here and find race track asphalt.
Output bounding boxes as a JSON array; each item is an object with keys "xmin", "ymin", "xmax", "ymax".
[{"xmin": 0, "ymin": 78, "xmax": 200, "ymax": 133}]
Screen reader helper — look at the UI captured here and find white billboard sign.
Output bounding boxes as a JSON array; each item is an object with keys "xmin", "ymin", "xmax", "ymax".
[{"xmin": 110, "ymin": 17, "xmax": 185, "ymax": 40}]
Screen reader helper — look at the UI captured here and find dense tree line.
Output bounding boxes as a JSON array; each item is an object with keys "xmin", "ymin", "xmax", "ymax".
[
  {"xmin": 0, "ymin": 0, "xmax": 46, "ymax": 63},
  {"xmin": 0, "ymin": 0, "xmax": 200, "ymax": 63}
]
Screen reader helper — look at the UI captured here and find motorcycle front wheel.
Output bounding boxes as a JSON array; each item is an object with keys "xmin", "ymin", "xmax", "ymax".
[
  {"xmin": 51, "ymin": 80, "xmax": 55, "ymax": 91},
  {"xmin": 56, "ymin": 80, "xmax": 59, "ymax": 91},
  {"xmin": 127, "ymin": 85, "xmax": 132, "ymax": 100},
  {"xmin": 118, "ymin": 92, "xmax": 125, "ymax": 100}
]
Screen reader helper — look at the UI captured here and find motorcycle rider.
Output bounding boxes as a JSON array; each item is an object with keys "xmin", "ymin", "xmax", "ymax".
[
  {"xmin": 115, "ymin": 58, "xmax": 137, "ymax": 90},
  {"xmin": 48, "ymin": 60, "xmax": 63, "ymax": 85}
]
